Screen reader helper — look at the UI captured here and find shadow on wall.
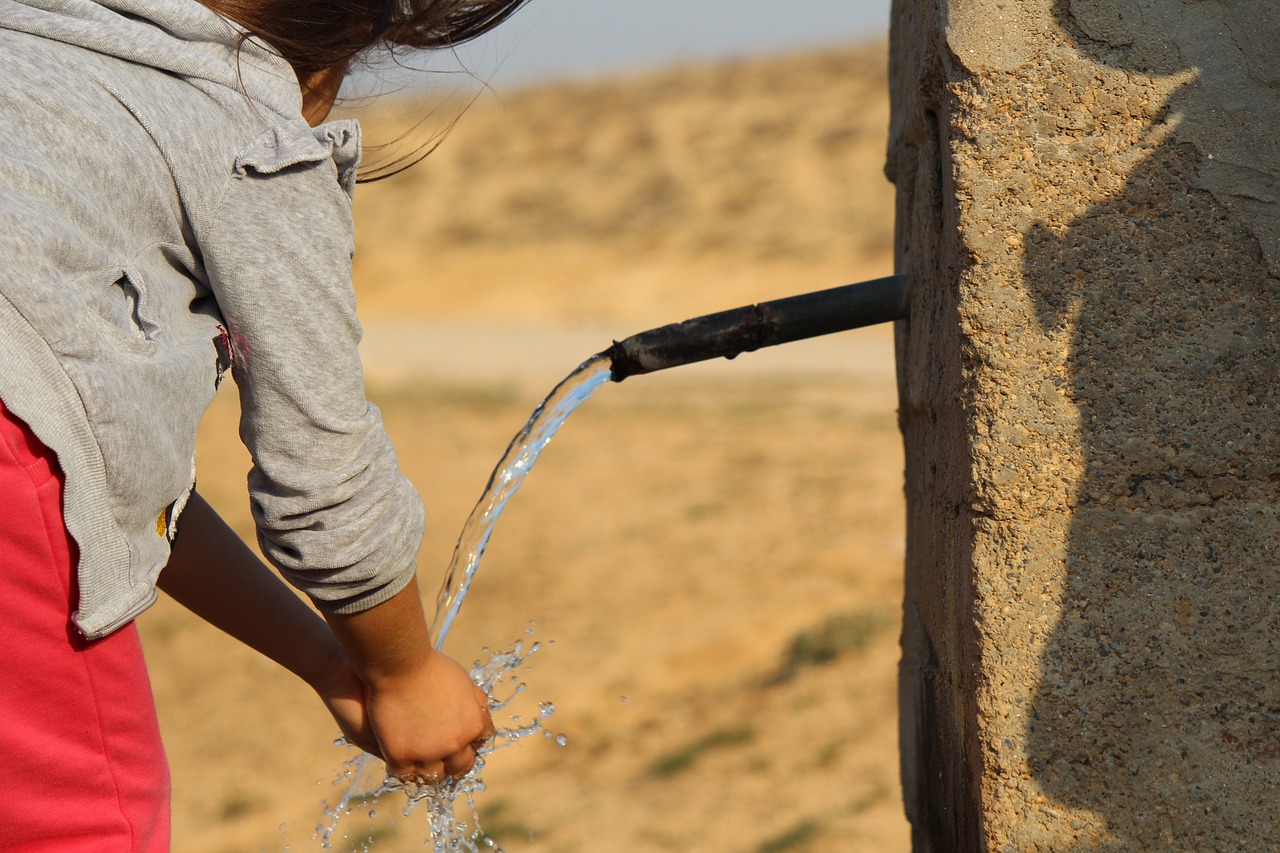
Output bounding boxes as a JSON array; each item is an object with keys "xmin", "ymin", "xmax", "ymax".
[{"xmin": 1025, "ymin": 0, "xmax": 1280, "ymax": 847}]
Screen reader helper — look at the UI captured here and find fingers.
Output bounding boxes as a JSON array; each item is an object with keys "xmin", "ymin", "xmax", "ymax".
[
  {"xmin": 397, "ymin": 768, "xmax": 444, "ymax": 786},
  {"xmin": 442, "ymin": 743, "xmax": 478, "ymax": 779},
  {"xmin": 392, "ymin": 744, "xmax": 477, "ymax": 786},
  {"xmin": 362, "ymin": 651, "xmax": 496, "ymax": 787},
  {"xmin": 474, "ymin": 685, "xmax": 496, "ymax": 740}
]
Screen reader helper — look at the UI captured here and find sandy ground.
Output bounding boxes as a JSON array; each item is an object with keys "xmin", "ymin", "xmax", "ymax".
[{"xmin": 140, "ymin": 42, "xmax": 911, "ymax": 852}]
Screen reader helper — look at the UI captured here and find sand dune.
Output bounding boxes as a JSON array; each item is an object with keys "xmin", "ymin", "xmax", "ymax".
[{"xmin": 348, "ymin": 43, "xmax": 893, "ymax": 325}]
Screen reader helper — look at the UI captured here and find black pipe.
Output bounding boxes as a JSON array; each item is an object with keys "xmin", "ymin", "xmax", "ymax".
[{"xmin": 604, "ymin": 274, "xmax": 909, "ymax": 382}]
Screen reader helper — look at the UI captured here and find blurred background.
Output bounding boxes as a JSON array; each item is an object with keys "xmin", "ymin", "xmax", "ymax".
[
  {"xmin": 355, "ymin": 0, "xmax": 890, "ymax": 88},
  {"xmin": 150, "ymin": 3, "xmax": 908, "ymax": 850}
]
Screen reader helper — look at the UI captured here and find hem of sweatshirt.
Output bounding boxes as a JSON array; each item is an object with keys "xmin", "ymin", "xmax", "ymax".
[
  {"xmin": 0, "ymin": 293, "xmax": 155, "ymax": 638},
  {"xmin": 307, "ymin": 565, "xmax": 420, "ymax": 617}
]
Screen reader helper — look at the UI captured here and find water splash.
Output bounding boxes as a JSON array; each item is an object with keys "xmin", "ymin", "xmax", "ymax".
[
  {"xmin": 432, "ymin": 354, "xmax": 613, "ymax": 649},
  {"xmin": 317, "ymin": 355, "xmax": 611, "ymax": 850},
  {"xmin": 318, "ymin": 637, "xmax": 564, "ymax": 851}
]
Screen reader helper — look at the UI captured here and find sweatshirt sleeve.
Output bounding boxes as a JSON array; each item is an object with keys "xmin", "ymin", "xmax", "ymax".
[{"xmin": 199, "ymin": 119, "xmax": 424, "ymax": 614}]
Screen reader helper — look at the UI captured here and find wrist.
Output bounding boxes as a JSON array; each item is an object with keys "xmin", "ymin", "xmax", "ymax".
[{"xmin": 324, "ymin": 577, "xmax": 437, "ymax": 685}]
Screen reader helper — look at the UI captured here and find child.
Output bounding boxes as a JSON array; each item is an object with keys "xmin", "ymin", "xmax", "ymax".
[{"xmin": 0, "ymin": 0, "xmax": 528, "ymax": 848}]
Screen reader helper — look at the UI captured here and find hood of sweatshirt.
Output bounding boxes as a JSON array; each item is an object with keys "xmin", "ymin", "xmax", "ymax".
[
  {"xmin": 0, "ymin": 0, "xmax": 380, "ymax": 640},
  {"xmin": 0, "ymin": 0, "xmax": 302, "ymax": 117}
]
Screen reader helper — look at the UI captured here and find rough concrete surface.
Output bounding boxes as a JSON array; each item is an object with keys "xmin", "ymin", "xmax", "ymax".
[{"xmin": 890, "ymin": 0, "xmax": 1280, "ymax": 849}]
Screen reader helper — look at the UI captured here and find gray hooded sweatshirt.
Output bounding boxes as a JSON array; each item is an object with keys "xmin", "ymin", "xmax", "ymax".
[{"xmin": 0, "ymin": 0, "xmax": 425, "ymax": 638}]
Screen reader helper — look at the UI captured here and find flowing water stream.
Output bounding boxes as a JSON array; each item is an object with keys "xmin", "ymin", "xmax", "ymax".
[
  {"xmin": 317, "ymin": 354, "xmax": 614, "ymax": 851},
  {"xmin": 430, "ymin": 354, "xmax": 614, "ymax": 650}
]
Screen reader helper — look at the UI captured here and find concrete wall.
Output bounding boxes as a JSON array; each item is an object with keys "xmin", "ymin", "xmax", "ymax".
[{"xmin": 888, "ymin": 1, "xmax": 1280, "ymax": 849}]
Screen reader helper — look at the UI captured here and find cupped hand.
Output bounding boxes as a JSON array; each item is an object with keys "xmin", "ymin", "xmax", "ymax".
[
  {"xmin": 322, "ymin": 578, "xmax": 495, "ymax": 783},
  {"xmin": 364, "ymin": 649, "xmax": 494, "ymax": 783}
]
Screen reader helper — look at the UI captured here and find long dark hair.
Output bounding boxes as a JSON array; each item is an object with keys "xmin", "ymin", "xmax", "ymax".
[
  {"xmin": 204, "ymin": 0, "xmax": 530, "ymax": 76},
  {"xmin": 203, "ymin": 0, "xmax": 531, "ymax": 179}
]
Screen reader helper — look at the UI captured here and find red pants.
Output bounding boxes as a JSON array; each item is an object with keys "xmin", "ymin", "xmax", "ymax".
[{"xmin": 0, "ymin": 401, "xmax": 170, "ymax": 851}]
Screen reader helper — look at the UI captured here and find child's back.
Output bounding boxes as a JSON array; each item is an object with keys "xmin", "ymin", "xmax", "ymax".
[
  {"xmin": 0, "ymin": 1, "xmax": 418, "ymax": 638},
  {"xmin": 0, "ymin": 1, "xmax": 530, "ymax": 848}
]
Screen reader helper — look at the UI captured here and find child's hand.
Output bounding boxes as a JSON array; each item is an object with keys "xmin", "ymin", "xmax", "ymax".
[
  {"xmin": 363, "ymin": 649, "xmax": 494, "ymax": 782},
  {"xmin": 324, "ymin": 578, "xmax": 494, "ymax": 782},
  {"xmin": 159, "ymin": 495, "xmax": 491, "ymax": 778},
  {"xmin": 313, "ymin": 647, "xmax": 491, "ymax": 780}
]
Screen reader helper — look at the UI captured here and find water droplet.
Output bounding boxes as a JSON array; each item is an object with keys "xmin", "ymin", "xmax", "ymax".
[
  {"xmin": 319, "ymin": 627, "xmax": 566, "ymax": 848},
  {"xmin": 555, "ymin": 734, "xmax": 568, "ymax": 747}
]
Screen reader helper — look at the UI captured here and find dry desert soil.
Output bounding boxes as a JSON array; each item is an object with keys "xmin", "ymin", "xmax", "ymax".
[{"xmin": 146, "ymin": 41, "xmax": 910, "ymax": 852}]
